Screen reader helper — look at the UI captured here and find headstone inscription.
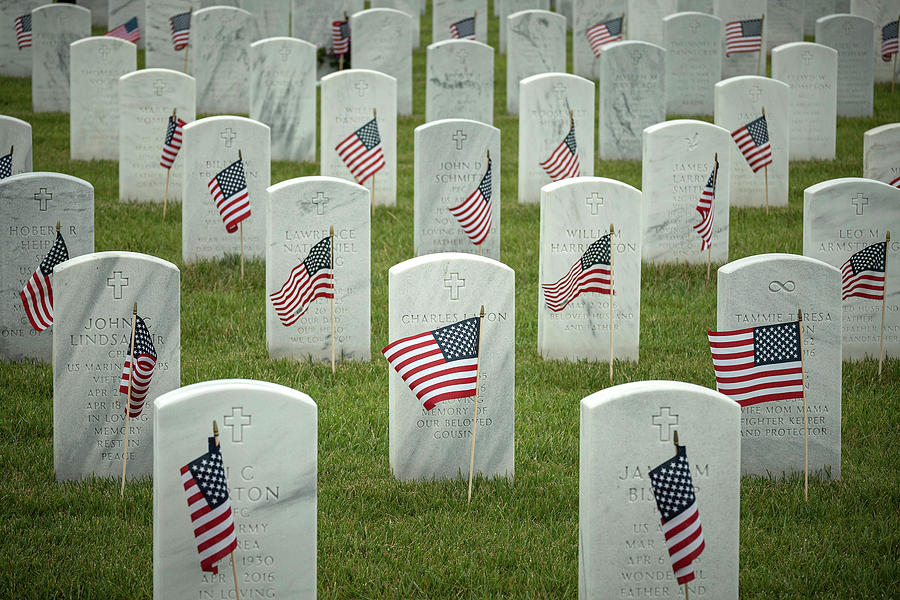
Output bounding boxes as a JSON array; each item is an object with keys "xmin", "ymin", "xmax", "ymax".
[
  {"xmin": 500, "ymin": 0, "xmax": 550, "ymax": 53},
  {"xmin": 433, "ymin": 0, "xmax": 488, "ymax": 45},
  {"xmin": 181, "ymin": 116, "xmax": 271, "ymax": 263},
  {"xmin": 0, "ymin": 115, "xmax": 33, "ymax": 176},
  {"xmin": 426, "ymin": 39, "xmax": 494, "ymax": 125},
  {"xmin": 146, "ymin": 0, "xmax": 195, "ymax": 73},
  {"xmin": 641, "ymin": 120, "xmax": 732, "ymax": 265},
  {"xmin": 803, "ymin": 177, "xmax": 900, "ymax": 361},
  {"xmin": 663, "ymin": 12, "xmax": 722, "ymax": 116},
  {"xmin": 518, "ymin": 73, "xmax": 595, "ymax": 204},
  {"xmin": 717, "ymin": 253, "xmax": 842, "ymax": 479},
  {"xmin": 108, "ymin": 0, "xmax": 146, "ymax": 49},
  {"xmin": 580, "ymin": 381, "xmax": 740, "ymax": 600},
  {"xmin": 320, "ymin": 69, "xmax": 398, "ymax": 207},
  {"xmin": 771, "ymin": 42, "xmax": 838, "ymax": 161},
  {"xmin": 250, "ymin": 37, "xmax": 316, "ymax": 162},
  {"xmin": 118, "ymin": 69, "xmax": 196, "ymax": 204},
  {"xmin": 266, "ymin": 176, "xmax": 371, "ymax": 362},
  {"xmin": 713, "ymin": 76, "xmax": 789, "ymax": 208},
  {"xmin": 154, "ymin": 380, "xmax": 316, "ymax": 600},
  {"xmin": 850, "ymin": 0, "xmax": 900, "ymax": 82},
  {"xmin": 573, "ymin": 0, "xmax": 626, "ymax": 80},
  {"xmin": 369, "ymin": 0, "xmax": 420, "ymax": 48},
  {"xmin": 538, "ymin": 177, "xmax": 642, "ymax": 361},
  {"xmin": 0, "ymin": 0, "xmax": 43, "ymax": 78},
  {"xmin": 413, "ymin": 119, "xmax": 501, "ymax": 259},
  {"xmin": 0, "ymin": 172, "xmax": 94, "ymax": 362},
  {"xmin": 714, "ymin": 0, "xmax": 767, "ymax": 79},
  {"xmin": 506, "ymin": 10, "xmax": 567, "ymax": 114},
  {"xmin": 765, "ymin": 0, "xmax": 804, "ymax": 55},
  {"xmin": 805, "ymin": 0, "xmax": 837, "ymax": 35},
  {"xmin": 626, "ymin": 0, "xmax": 677, "ymax": 46},
  {"xmin": 291, "ymin": 0, "xmax": 363, "ymax": 54},
  {"xmin": 193, "ymin": 6, "xmax": 257, "ymax": 114},
  {"xmin": 815, "ymin": 14, "xmax": 875, "ymax": 118},
  {"xmin": 864, "ymin": 123, "xmax": 900, "ymax": 188},
  {"xmin": 31, "ymin": 3, "xmax": 91, "ymax": 113},
  {"xmin": 240, "ymin": 0, "xmax": 290, "ymax": 38},
  {"xmin": 597, "ymin": 41, "xmax": 666, "ymax": 161},
  {"xmin": 388, "ymin": 253, "xmax": 515, "ymax": 482},
  {"xmin": 69, "ymin": 37, "xmax": 136, "ymax": 161},
  {"xmin": 53, "ymin": 251, "xmax": 180, "ymax": 481},
  {"xmin": 351, "ymin": 8, "xmax": 413, "ymax": 116}
]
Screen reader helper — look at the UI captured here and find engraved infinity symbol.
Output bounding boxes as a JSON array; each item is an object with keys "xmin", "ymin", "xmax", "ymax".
[{"xmin": 768, "ymin": 280, "xmax": 796, "ymax": 292}]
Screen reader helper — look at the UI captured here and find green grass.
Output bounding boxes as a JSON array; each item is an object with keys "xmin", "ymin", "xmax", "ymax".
[{"xmin": 2, "ymin": 3, "xmax": 899, "ymax": 598}]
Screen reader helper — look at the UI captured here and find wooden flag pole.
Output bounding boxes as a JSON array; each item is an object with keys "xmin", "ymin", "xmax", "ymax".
[
  {"xmin": 879, "ymin": 231, "xmax": 891, "ymax": 376},
  {"xmin": 120, "ymin": 301, "xmax": 137, "ymax": 499},
  {"xmin": 183, "ymin": 7, "xmax": 192, "ymax": 73},
  {"xmin": 238, "ymin": 149, "xmax": 245, "ymax": 280},
  {"xmin": 762, "ymin": 106, "xmax": 769, "ymax": 215},
  {"xmin": 707, "ymin": 153, "xmax": 719, "ymax": 284},
  {"xmin": 757, "ymin": 13, "xmax": 765, "ymax": 76},
  {"xmin": 213, "ymin": 421, "xmax": 241, "ymax": 600},
  {"xmin": 370, "ymin": 109, "xmax": 377, "ymax": 216},
  {"xmin": 671, "ymin": 430, "xmax": 688, "ymax": 600},
  {"xmin": 797, "ymin": 309, "xmax": 808, "ymax": 502},
  {"xmin": 163, "ymin": 108, "xmax": 175, "ymax": 220},
  {"xmin": 609, "ymin": 224, "xmax": 615, "ymax": 383},
  {"xmin": 467, "ymin": 305, "xmax": 486, "ymax": 503},
  {"xmin": 330, "ymin": 226, "xmax": 336, "ymax": 374}
]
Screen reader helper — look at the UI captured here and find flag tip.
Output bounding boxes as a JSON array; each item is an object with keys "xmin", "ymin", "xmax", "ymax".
[
  {"xmin": 213, "ymin": 420, "xmax": 219, "ymax": 437},
  {"xmin": 887, "ymin": 231, "xmax": 891, "ymax": 242},
  {"xmin": 56, "ymin": 220, "xmax": 60, "ymax": 232},
  {"xmin": 673, "ymin": 430, "xmax": 679, "ymax": 446},
  {"xmin": 330, "ymin": 225, "xmax": 334, "ymax": 236},
  {"xmin": 798, "ymin": 308, "xmax": 802, "ymax": 321},
  {"xmin": 133, "ymin": 302, "xmax": 137, "ymax": 314},
  {"xmin": 480, "ymin": 305, "xmax": 485, "ymax": 317}
]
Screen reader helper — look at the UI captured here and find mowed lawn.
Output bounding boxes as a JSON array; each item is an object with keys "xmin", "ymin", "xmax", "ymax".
[{"xmin": 1, "ymin": 4, "xmax": 899, "ymax": 598}]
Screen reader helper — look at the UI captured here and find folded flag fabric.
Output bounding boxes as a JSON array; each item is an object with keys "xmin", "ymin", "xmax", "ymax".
[
  {"xmin": 20, "ymin": 231, "xmax": 68, "ymax": 332},
  {"xmin": 160, "ymin": 114, "xmax": 186, "ymax": 169},
  {"xmin": 105, "ymin": 16, "xmax": 141, "ymax": 43},
  {"xmin": 731, "ymin": 115, "xmax": 772, "ymax": 173},
  {"xmin": 841, "ymin": 241, "xmax": 887, "ymax": 301},
  {"xmin": 119, "ymin": 315, "xmax": 157, "ymax": 418},
  {"xmin": 542, "ymin": 234, "xmax": 611, "ymax": 312},
  {"xmin": 693, "ymin": 166, "xmax": 717, "ymax": 251},
  {"xmin": 449, "ymin": 156, "xmax": 493, "ymax": 246},
  {"xmin": 586, "ymin": 16, "xmax": 623, "ymax": 57},
  {"xmin": 269, "ymin": 236, "xmax": 334, "ymax": 327},
  {"xmin": 335, "ymin": 118, "xmax": 385, "ymax": 185},
  {"xmin": 208, "ymin": 158, "xmax": 251, "ymax": 233}
]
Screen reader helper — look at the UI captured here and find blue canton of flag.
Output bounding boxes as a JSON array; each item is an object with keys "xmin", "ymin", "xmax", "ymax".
[{"xmin": 0, "ymin": 150, "xmax": 11, "ymax": 179}]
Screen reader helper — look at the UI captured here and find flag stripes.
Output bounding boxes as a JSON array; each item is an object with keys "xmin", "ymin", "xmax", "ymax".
[
  {"xmin": 693, "ymin": 167, "xmax": 716, "ymax": 251},
  {"xmin": 208, "ymin": 158, "xmax": 251, "ymax": 233},
  {"xmin": 731, "ymin": 115, "xmax": 772, "ymax": 173},
  {"xmin": 119, "ymin": 315, "xmax": 157, "ymax": 418},
  {"xmin": 450, "ymin": 16, "xmax": 476, "ymax": 40},
  {"xmin": 105, "ymin": 17, "xmax": 141, "ymax": 43},
  {"xmin": 449, "ymin": 157, "xmax": 493, "ymax": 246},
  {"xmin": 882, "ymin": 20, "xmax": 898, "ymax": 61},
  {"xmin": 15, "ymin": 14, "xmax": 32, "ymax": 50},
  {"xmin": 160, "ymin": 115, "xmax": 186, "ymax": 169},
  {"xmin": 270, "ymin": 237, "xmax": 333, "ymax": 327},
  {"xmin": 586, "ymin": 17, "xmax": 623, "ymax": 56},
  {"xmin": 19, "ymin": 231, "xmax": 68, "ymax": 332},
  {"xmin": 841, "ymin": 241, "xmax": 887, "ymax": 301},
  {"xmin": 540, "ymin": 121, "xmax": 580, "ymax": 182},
  {"xmin": 542, "ymin": 235, "xmax": 611, "ymax": 312},
  {"xmin": 725, "ymin": 18, "xmax": 763, "ymax": 56},
  {"xmin": 332, "ymin": 20, "xmax": 350, "ymax": 55},
  {"xmin": 170, "ymin": 11, "xmax": 190, "ymax": 51},
  {"xmin": 336, "ymin": 118, "xmax": 385, "ymax": 185}
]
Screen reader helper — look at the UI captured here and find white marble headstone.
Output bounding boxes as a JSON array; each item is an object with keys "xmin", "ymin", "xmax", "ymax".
[
  {"xmin": 31, "ymin": 3, "xmax": 91, "ymax": 113},
  {"xmin": 678, "ymin": 0, "xmax": 714, "ymax": 12},
  {"xmin": 84, "ymin": 0, "xmax": 109, "ymax": 27},
  {"xmin": 714, "ymin": 76, "xmax": 789, "ymax": 208},
  {"xmin": 108, "ymin": 0, "xmax": 145, "ymax": 49},
  {"xmin": 580, "ymin": 381, "xmax": 740, "ymax": 600},
  {"xmin": 145, "ymin": 0, "xmax": 195, "ymax": 73},
  {"xmin": 0, "ymin": 115, "xmax": 33, "ymax": 176},
  {"xmin": 864, "ymin": 123, "xmax": 900, "ymax": 188},
  {"xmin": 518, "ymin": 73, "xmax": 595, "ymax": 204},
  {"xmin": 426, "ymin": 39, "xmax": 494, "ymax": 125},
  {"xmin": 805, "ymin": 0, "xmax": 838, "ymax": 35},
  {"xmin": 663, "ymin": 12, "xmax": 722, "ymax": 115},
  {"xmin": 181, "ymin": 116, "xmax": 271, "ymax": 263},
  {"xmin": 118, "ymin": 69, "xmax": 196, "ymax": 203},
  {"xmin": 320, "ymin": 69, "xmax": 397, "ymax": 207},
  {"xmin": 765, "ymin": 0, "xmax": 804, "ymax": 55},
  {"xmin": 351, "ymin": 8, "xmax": 413, "ymax": 116},
  {"xmin": 714, "ymin": 0, "xmax": 767, "ymax": 79},
  {"xmin": 598, "ymin": 41, "xmax": 667, "ymax": 160},
  {"xmin": 433, "ymin": 0, "xmax": 488, "ymax": 44},
  {"xmin": 641, "ymin": 120, "xmax": 732, "ymax": 264},
  {"xmin": 370, "ymin": 0, "xmax": 420, "ymax": 48},
  {"xmin": 500, "ymin": 0, "xmax": 550, "ymax": 53},
  {"xmin": 193, "ymin": 6, "xmax": 257, "ymax": 114},
  {"xmin": 414, "ymin": 119, "xmax": 501, "ymax": 259},
  {"xmin": 266, "ymin": 176, "xmax": 371, "ymax": 362},
  {"xmin": 803, "ymin": 178, "xmax": 900, "ymax": 360},
  {"xmin": 250, "ymin": 37, "xmax": 316, "ymax": 162},
  {"xmin": 53, "ymin": 251, "xmax": 180, "ymax": 481},
  {"xmin": 506, "ymin": 10, "xmax": 567, "ymax": 114},
  {"xmin": 153, "ymin": 380, "xmax": 316, "ymax": 600},
  {"xmin": 626, "ymin": 0, "xmax": 677, "ymax": 46},
  {"xmin": 0, "ymin": 172, "xmax": 94, "ymax": 362},
  {"xmin": 717, "ymin": 253, "xmax": 842, "ymax": 479},
  {"xmin": 816, "ymin": 14, "xmax": 875, "ymax": 118},
  {"xmin": 538, "ymin": 177, "xmax": 642, "ymax": 361},
  {"xmin": 291, "ymin": 0, "xmax": 363, "ymax": 53},
  {"xmin": 850, "ymin": 0, "xmax": 900, "ymax": 83},
  {"xmin": 240, "ymin": 0, "xmax": 290, "ymax": 38},
  {"xmin": 573, "ymin": 0, "xmax": 626, "ymax": 80},
  {"xmin": 771, "ymin": 42, "xmax": 838, "ymax": 161},
  {"xmin": 0, "ymin": 0, "xmax": 43, "ymax": 77},
  {"xmin": 388, "ymin": 253, "xmax": 515, "ymax": 482},
  {"xmin": 69, "ymin": 37, "xmax": 136, "ymax": 161}
]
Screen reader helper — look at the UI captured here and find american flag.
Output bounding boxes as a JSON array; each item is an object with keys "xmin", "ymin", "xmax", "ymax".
[
  {"xmin": 19, "ymin": 231, "xmax": 68, "ymax": 332},
  {"xmin": 382, "ymin": 316, "xmax": 480, "ymax": 411},
  {"xmin": 208, "ymin": 157, "xmax": 251, "ymax": 234},
  {"xmin": 450, "ymin": 16, "xmax": 476, "ymax": 40},
  {"xmin": 648, "ymin": 445, "xmax": 706, "ymax": 586},
  {"xmin": 269, "ymin": 236, "xmax": 333, "ymax": 327},
  {"xmin": 160, "ymin": 114, "xmax": 186, "ymax": 169},
  {"xmin": 707, "ymin": 320, "xmax": 804, "ymax": 407},
  {"xmin": 725, "ymin": 18, "xmax": 763, "ymax": 57},
  {"xmin": 841, "ymin": 241, "xmax": 887, "ymax": 301},
  {"xmin": 882, "ymin": 20, "xmax": 899, "ymax": 62},
  {"xmin": 448, "ymin": 156, "xmax": 493, "ymax": 246},
  {"xmin": 169, "ymin": 11, "xmax": 191, "ymax": 51},
  {"xmin": 586, "ymin": 16, "xmax": 623, "ymax": 57},
  {"xmin": 119, "ymin": 315, "xmax": 157, "ymax": 418},
  {"xmin": 0, "ymin": 150, "xmax": 11, "ymax": 179},
  {"xmin": 542, "ymin": 234, "xmax": 612, "ymax": 312},
  {"xmin": 731, "ymin": 115, "xmax": 772, "ymax": 173},
  {"xmin": 693, "ymin": 165, "xmax": 717, "ymax": 251},
  {"xmin": 335, "ymin": 118, "xmax": 385, "ymax": 185},
  {"xmin": 105, "ymin": 16, "xmax": 141, "ymax": 43},
  {"xmin": 890, "ymin": 173, "xmax": 900, "ymax": 189},
  {"xmin": 180, "ymin": 436, "xmax": 238, "ymax": 574},
  {"xmin": 332, "ymin": 19, "xmax": 350, "ymax": 55},
  {"xmin": 15, "ymin": 14, "xmax": 31, "ymax": 50},
  {"xmin": 540, "ymin": 119, "xmax": 580, "ymax": 182}
]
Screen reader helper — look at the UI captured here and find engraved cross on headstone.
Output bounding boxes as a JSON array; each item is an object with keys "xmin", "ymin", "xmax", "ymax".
[
  {"xmin": 310, "ymin": 191, "xmax": 329, "ymax": 215},
  {"xmin": 801, "ymin": 50, "xmax": 812, "ymax": 65},
  {"xmin": 651, "ymin": 407, "xmax": 679, "ymax": 442},
  {"xmin": 749, "ymin": 86, "xmax": 762, "ymax": 102},
  {"xmin": 630, "ymin": 49, "xmax": 643, "ymax": 65},
  {"xmin": 553, "ymin": 83, "xmax": 567, "ymax": 99},
  {"xmin": 452, "ymin": 129, "xmax": 468, "ymax": 150},
  {"xmin": 443, "ymin": 272, "xmax": 465, "ymax": 301},
  {"xmin": 224, "ymin": 407, "xmax": 252, "ymax": 442},
  {"xmin": 851, "ymin": 192, "xmax": 868, "ymax": 215},
  {"xmin": 455, "ymin": 49, "xmax": 469, "ymax": 63},
  {"xmin": 220, "ymin": 128, "xmax": 237, "ymax": 148},
  {"xmin": 355, "ymin": 80, "xmax": 369, "ymax": 97},
  {"xmin": 106, "ymin": 271, "xmax": 129, "ymax": 300},
  {"xmin": 34, "ymin": 188, "xmax": 52, "ymax": 211},
  {"xmin": 689, "ymin": 19, "xmax": 701, "ymax": 34},
  {"xmin": 586, "ymin": 192, "xmax": 604, "ymax": 215},
  {"xmin": 98, "ymin": 45, "xmax": 111, "ymax": 60},
  {"xmin": 153, "ymin": 79, "xmax": 166, "ymax": 96},
  {"xmin": 280, "ymin": 46, "xmax": 292, "ymax": 62}
]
